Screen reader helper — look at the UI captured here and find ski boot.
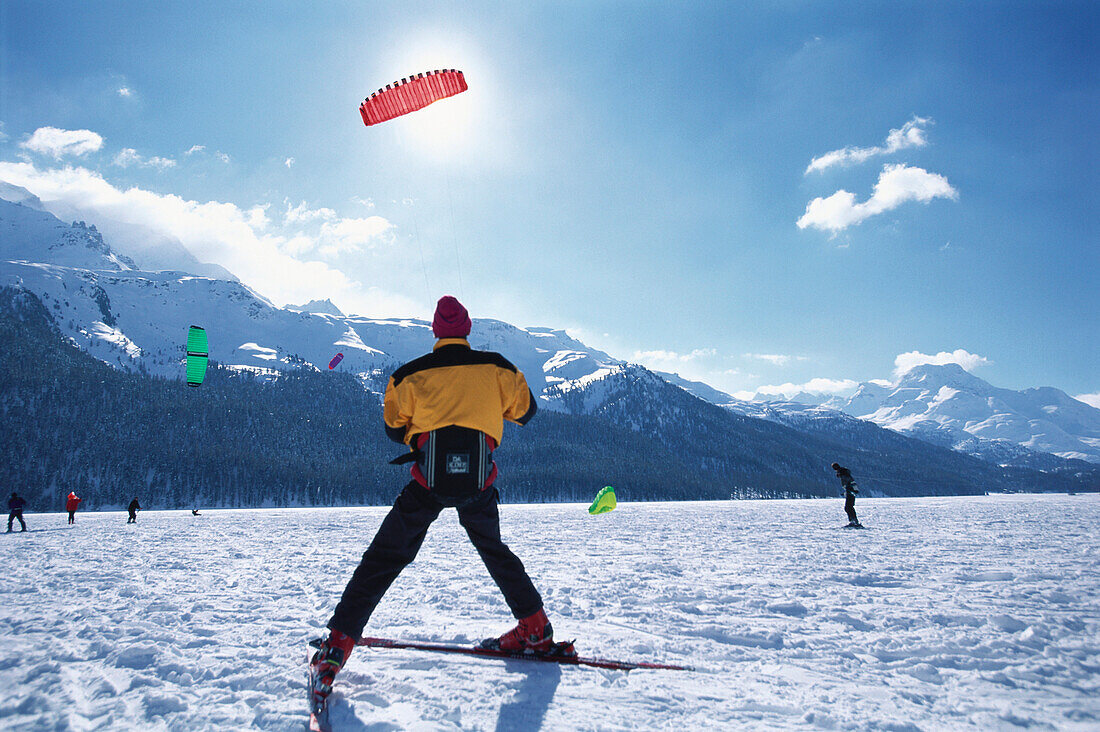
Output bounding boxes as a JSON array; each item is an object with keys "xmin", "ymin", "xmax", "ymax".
[
  {"xmin": 481, "ymin": 608, "xmax": 556, "ymax": 653},
  {"xmin": 309, "ymin": 629, "xmax": 356, "ymax": 713}
]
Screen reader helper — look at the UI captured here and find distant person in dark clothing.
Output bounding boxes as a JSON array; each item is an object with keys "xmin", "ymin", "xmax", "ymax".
[
  {"xmin": 7, "ymin": 492, "xmax": 26, "ymax": 532},
  {"xmin": 65, "ymin": 492, "xmax": 81, "ymax": 524},
  {"xmin": 831, "ymin": 463, "xmax": 861, "ymax": 527},
  {"xmin": 127, "ymin": 498, "xmax": 141, "ymax": 524},
  {"xmin": 191, "ymin": 509, "xmax": 201, "ymax": 516}
]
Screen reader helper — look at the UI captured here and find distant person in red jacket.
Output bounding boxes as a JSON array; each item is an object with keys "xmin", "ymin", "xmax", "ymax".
[{"xmin": 65, "ymin": 492, "xmax": 81, "ymax": 524}]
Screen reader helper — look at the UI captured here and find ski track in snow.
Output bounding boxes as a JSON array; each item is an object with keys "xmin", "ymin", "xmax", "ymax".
[{"xmin": 2, "ymin": 495, "xmax": 1098, "ymax": 731}]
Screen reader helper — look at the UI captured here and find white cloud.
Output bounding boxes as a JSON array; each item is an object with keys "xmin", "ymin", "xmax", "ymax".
[
  {"xmin": 281, "ymin": 235, "xmax": 316, "ymax": 257},
  {"xmin": 215, "ymin": 152, "xmax": 230, "ymax": 164},
  {"xmin": 246, "ymin": 205, "xmax": 270, "ymax": 230},
  {"xmin": 317, "ymin": 216, "xmax": 394, "ymax": 256},
  {"xmin": 279, "ymin": 202, "xmax": 394, "ymax": 256},
  {"xmin": 748, "ymin": 354, "xmax": 790, "ymax": 366},
  {"xmin": 806, "ymin": 116, "xmax": 931, "ymax": 174},
  {"xmin": 797, "ymin": 163, "xmax": 958, "ymax": 233},
  {"xmin": 629, "ymin": 348, "xmax": 724, "ymax": 389},
  {"xmin": 113, "ymin": 148, "xmax": 176, "ymax": 170},
  {"xmin": 284, "ymin": 157, "xmax": 295, "ymax": 169},
  {"xmin": 736, "ymin": 377, "xmax": 859, "ymax": 401},
  {"xmin": 186, "ymin": 145, "xmax": 205, "ymax": 155},
  {"xmin": 0, "ymin": 122, "xmax": 7, "ymax": 142},
  {"xmin": 744, "ymin": 353, "xmax": 802, "ymax": 366},
  {"xmin": 20, "ymin": 127, "xmax": 104, "ymax": 159},
  {"xmin": 892, "ymin": 349, "xmax": 990, "ymax": 378},
  {"xmin": 117, "ymin": 87, "xmax": 133, "ymax": 98},
  {"xmin": 0, "ymin": 160, "xmax": 413, "ymax": 316},
  {"xmin": 1075, "ymin": 393, "xmax": 1100, "ymax": 410},
  {"xmin": 351, "ymin": 196, "xmax": 375, "ymax": 209},
  {"xmin": 632, "ymin": 348, "xmax": 717, "ymax": 367},
  {"xmin": 285, "ymin": 200, "xmax": 336, "ymax": 225}
]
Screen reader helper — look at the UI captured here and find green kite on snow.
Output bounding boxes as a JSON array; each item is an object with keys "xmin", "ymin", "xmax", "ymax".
[{"xmin": 588, "ymin": 486, "xmax": 617, "ymax": 515}]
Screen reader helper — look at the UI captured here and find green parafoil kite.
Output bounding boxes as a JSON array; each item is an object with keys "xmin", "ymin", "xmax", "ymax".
[
  {"xmin": 186, "ymin": 325, "xmax": 208, "ymax": 387},
  {"xmin": 588, "ymin": 485, "xmax": 616, "ymax": 515}
]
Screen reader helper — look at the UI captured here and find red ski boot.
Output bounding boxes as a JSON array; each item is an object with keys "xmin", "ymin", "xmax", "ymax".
[
  {"xmin": 309, "ymin": 629, "xmax": 356, "ymax": 712},
  {"xmin": 481, "ymin": 608, "xmax": 555, "ymax": 653}
]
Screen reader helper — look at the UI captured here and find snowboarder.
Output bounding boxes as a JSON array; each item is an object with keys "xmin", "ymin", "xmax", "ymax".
[
  {"xmin": 7, "ymin": 492, "xmax": 26, "ymax": 532},
  {"xmin": 65, "ymin": 491, "xmax": 81, "ymax": 524},
  {"xmin": 310, "ymin": 295, "xmax": 549, "ymax": 710},
  {"xmin": 832, "ymin": 463, "xmax": 861, "ymax": 527},
  {"xmin": 127, "ymin": 497, "xmax": 141, "ymax": 524}
]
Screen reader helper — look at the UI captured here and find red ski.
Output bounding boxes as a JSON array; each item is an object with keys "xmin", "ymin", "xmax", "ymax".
[{"xmin": 357, "ymin": 636, "xmax": 692, "ymax": 672}]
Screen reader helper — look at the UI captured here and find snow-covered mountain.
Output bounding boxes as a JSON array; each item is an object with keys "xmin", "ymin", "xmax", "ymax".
[
  {"xmin": 290, "ymin": 298, "xmax": 345, "ymax": 316},
  {"xmin": 827, "ymin": 364, "xmax": 1100, "ymax": 464},
  {"xmin": 0, "ymin": 194, "xmax": 628, "ymax": 407},
  {"xmin": 0, "ymin": 192, "xmax": 136, "ymax": 272},
  {"xmin": 0, "ymin": 182, "xmax": 234, "ymax": 280},
  {"xmin": 726, "ymin": 365, "xmax": 1100, "ymax": 467},
  {"xmin": 3, "ymin": 189, "xmax": 1096, "ymax": 478}
]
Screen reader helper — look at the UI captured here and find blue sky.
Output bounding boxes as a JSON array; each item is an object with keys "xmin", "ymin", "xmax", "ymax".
[{"xmin": 1, "ymin": 1, "xmax": 1097, "ymax": 400}]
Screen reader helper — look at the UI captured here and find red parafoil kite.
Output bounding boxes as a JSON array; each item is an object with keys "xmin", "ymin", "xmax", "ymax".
[
  {"xmin": 359, "ymin": 70, "xmax": 468, "ymax": 126},
  {"xmin": 328, "ymin": 353, "xmax": 344, "ymax": 370}
]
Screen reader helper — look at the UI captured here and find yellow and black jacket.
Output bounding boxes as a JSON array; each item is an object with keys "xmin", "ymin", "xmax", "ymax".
[{"xmin": 383, "ymin": 338, "xmax": 537, "ymax": 500}]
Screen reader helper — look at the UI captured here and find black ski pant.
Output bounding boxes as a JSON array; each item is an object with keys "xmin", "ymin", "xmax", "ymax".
[
  {"xmin": 328, "ymin": 481, "xmax": 544, "ymax": 639},
  {"xmin": 67, "ymin": 510, "xmax": 75, "ymax": 524},
  {"xmin": 844, "ymin": 493, "xmax": 858, "ymax": 524},
  {"xmin": 7, "ymin": 511, "xmax": 25, "ymax": 532},
  {"xmin": 127, "ymin": 512, "xmax": 136, "ymax": 524}
]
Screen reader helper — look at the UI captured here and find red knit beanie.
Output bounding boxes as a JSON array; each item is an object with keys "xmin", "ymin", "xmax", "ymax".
[{"xmin": 431, "ymin": 295, "xmax": 471, "ymax": 338}]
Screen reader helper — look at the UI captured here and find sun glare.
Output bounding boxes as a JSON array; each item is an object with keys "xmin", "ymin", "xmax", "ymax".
[{"xmin": 394, "ymin": 91, "xmax": 476, "ymax": 162}]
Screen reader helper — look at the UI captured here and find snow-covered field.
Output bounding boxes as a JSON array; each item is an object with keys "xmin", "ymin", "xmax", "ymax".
[{"xmin": 2, "ymin": 494, "xmax": 1098, "ymax": 731}]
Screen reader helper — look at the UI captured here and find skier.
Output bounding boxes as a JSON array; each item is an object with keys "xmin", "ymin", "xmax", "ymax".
[
  {"xmin": 832, "ymin": 463, "xmax": 861, "ymax": 527},
  {"xmin": 127, "ymin": 497, "xmax": 141, "ymax": 524},
  {"xmin": 7, "ymin": 492, "xmax": 26, "ymax": 532},
  {"xmin": 191, "ymin": 509, "xmax": 201, "ymax": 516},
  {"xmin": 310, "ymin": 296, "xmax": 549, "ymax": 710},
  {"xmin": 65, "ymin": 491, "xmax": 81, "ymax": 524}
]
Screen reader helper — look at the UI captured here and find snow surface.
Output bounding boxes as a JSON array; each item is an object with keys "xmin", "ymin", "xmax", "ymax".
[{"xmin": 2, "ymin": 494, "xmax": 1098, "ymax": 731}]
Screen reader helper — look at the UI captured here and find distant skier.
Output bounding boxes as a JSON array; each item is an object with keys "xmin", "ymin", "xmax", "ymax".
[
  {"xmin": 65, "ymin": 491, "xmax": 81, "ymax": 524},
  {"xmin": 7, "ymin": 492, "xmax": 26, "ymax": 532},
  {"xmin": 127, "ymin": 497, "xmax": 141, "ymax": 524},
  {"xmin": 832, "ymin": 463, "xmax": 861, "ymax": 527},
  {"xmin": 310, "ymin": 296, "xmax": 549, "ymax": 712},
  {"xmin": 191, "ymin": 509, "xmax": 201, "ymax": 516}
]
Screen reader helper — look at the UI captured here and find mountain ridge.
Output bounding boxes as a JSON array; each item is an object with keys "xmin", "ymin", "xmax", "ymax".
[{"xmin": 2, "ymin": 191, "xmax": 1096, "ymax": 489}]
